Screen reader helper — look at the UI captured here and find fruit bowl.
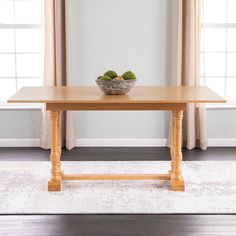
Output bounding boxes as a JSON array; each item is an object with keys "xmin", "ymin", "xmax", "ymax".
[
  {"xmin": 95, "ymin": 70, "xmax": 137, "ymax": 95},
  {"xmin": 96, "ymin": 78, "xmax": 136, "ymax": 95}
]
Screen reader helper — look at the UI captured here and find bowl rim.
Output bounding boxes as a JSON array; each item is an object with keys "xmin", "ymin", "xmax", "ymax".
[{"xmin": 95, "ymin": 77, "xmax": 137, "ymax": 82}]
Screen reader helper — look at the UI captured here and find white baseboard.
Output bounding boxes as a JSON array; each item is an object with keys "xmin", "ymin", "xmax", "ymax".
[
  {"xmin": 207, "ymin": 139, "xmax": 236, "ymax": 147},
  {"xmin": 0, "ymin": 138, "xmax": 168, "ymax": 147},
  {"xmin": 0, "ymin": 138, "xmax": 236, "ymax": 147},
  {"xmin": 0, "ymin": 139, "xmax": 40, "ymax": 147},
  {"xmin": 78, "ymin": 138, "xmax": 236, "ymax": 147},
  {"xmin": 76, "ymin": 138, "xmax": 168, "ymax": 147}
]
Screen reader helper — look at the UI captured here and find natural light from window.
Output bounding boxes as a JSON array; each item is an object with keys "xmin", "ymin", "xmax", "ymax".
[
  {"xmin": 201, "ymin": 0, "xmax": 236, "ymax": 105},
  {"xmin": 0, "ymin": 0, "xmax": 43, "ymax": 104},
  {"xmin": 0, "ymin": 0, "xmax": 235, "ymax": 106}
]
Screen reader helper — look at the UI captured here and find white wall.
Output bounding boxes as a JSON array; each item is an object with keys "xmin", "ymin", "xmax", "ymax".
[
  {"xmin": 0, "ymin": 110, "xmax": 40, "ymax": 139},
  {"xmin": 0, "ymin": 0, "xmax": 235, "ymax": 146},
  {"xmin": 68, "ymin": 0, "xmax": 171, "ymax": 141},
  {"xmin": 207, "ymin": 109, "xmax": 236, "ymax": 138}
]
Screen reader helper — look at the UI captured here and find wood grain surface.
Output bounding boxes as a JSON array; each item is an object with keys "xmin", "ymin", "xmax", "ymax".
[{"xmin": 8, "ymin": 86, "xmax": 225, "ymax": 104}]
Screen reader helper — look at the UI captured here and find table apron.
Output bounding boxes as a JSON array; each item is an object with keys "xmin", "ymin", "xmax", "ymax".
[{"xmin": 46, "ymin": 103, "xmax": 187, "ymax": 111}]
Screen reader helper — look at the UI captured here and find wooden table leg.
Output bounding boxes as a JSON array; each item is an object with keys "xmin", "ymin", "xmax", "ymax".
[
  {"xmin": 48, "ymin": 111, "xmax": 62, "ymax": 191},
  {"xmin": 170, "ymin": 110, "xmax": 185, "ymax": 191}
]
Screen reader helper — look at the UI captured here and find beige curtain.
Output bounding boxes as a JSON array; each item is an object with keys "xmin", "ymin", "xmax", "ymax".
[
  {"xmin": 169, "ymin": 0, "xmax": 207, "ymax": 150},
  {"xmin": 40, "ymin": 0, "xmax": 76, "ymax": 150}
]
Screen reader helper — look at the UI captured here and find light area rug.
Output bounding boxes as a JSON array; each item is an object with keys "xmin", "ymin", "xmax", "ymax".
[{"xmin": 0, "ymin": 161, "xmax": 236, "ymax": 214}]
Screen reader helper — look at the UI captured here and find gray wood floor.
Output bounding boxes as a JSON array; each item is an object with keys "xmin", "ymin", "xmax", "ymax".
[
  {"xmin": 0, "ymin": 147, "xmax": 235, "ymax": 161},
  {"xmin": 1, "ymin": 215, "xmax": 236, "ymax": 236},
  {"xmin": 0, "ymin": 147, "xmax": 236, "ymax": 236}
]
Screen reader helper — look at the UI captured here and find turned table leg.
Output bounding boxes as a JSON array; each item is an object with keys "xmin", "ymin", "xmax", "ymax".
[
  {"xmin": 170, "ymin": 110, "xmax": 185, "ymax": 191},
  {"xmin": 48, "ymin": 111, "xmax": 62, "ymax": 191}
]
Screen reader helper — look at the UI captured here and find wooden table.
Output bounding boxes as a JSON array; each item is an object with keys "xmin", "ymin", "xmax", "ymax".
[{"xmin": 8, "ymin": 86, "xmax": 225, "ymax": 191}]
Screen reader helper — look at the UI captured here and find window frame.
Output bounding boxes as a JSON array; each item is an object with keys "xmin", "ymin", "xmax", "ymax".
[
  {"xmin": 0, "ymin": 0, "xmax": 43, "ymax": 109},
  {"xmin": 201, "ymin": 0, "xmax": 236, "ymax": 108}
]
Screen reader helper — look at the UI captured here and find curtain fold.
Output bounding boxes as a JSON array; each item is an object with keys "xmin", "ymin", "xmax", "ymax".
[
  {"xmin": 168, "ymin": 0, "xmax": 207, "ymax": 150},
  {"xmin": 40, "ymin": 0, "xmax": 76, "ymax": 150}
]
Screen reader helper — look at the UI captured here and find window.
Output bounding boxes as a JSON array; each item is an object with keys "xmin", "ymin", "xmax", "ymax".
[
  {"xmin": 201, "ymin": 0, "xmax": 236, "ymax": 105},
  {"xmin": 0, "ymin": 0, "xmax": 43, "ymax": 104}
]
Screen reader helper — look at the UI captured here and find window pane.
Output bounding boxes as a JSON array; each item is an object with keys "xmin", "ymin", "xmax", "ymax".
[
  {"xmin": 227, "ymin": 53, "xmax": 236, "ymax": 76},
  {"xmin": 201, "ymin": 28, "xmax": 226, "ymax": 52},
  {"xmin": 228, "ymin": 0, "xmax": 236, "ymax": 23},
  {"xmin": 0, "ymin": 79, "xmax": 16, "ymax": 101},
  {"xmin": 17, "ymin": 78, "xmax": 42, "ymax": 90},
  {"xmin": 228, "ymin": 29, "xmax": 236, "ymax": 52},
  {"xmin": 200, "ymin": 53, "xmax": 205, "ymax": 77},
  {"xmin": 15, "ymin": 0, "xmax": 42, "ymax": 24},
  {"xmin": 0, "ymin": 29, "xmax": 14, "ymax": 53},
  {"xmin": 0, "ymin": 0, "xmax": 14, "ymax": 24},
  {"xmin": 200, "ymin": 77, "xmax": 205, "ymax": 86},
  {"xmin": 15, "ymin": 29, "xmax": 42, "ymax": 53},
  {"xmin": 205, "ymin": 77, "xmax": 225, "ymax": 98},
  {"xmin": 203, "ymin": 0, "xmax": 227, "ymax": 23},
  {"xmin": 16, "ymin": 54, "xmax": 43, "ymax": 77},
  {"xmin": 204, "ymin": 53, "xmax": 226, "ymax": 77},
  {"xmin": 0, "ymin": 55, "xmax": 15, "ymax": 77},
  {"xmin": 226, "ymin": 78, "xmax": 236, "ymax": 100}
]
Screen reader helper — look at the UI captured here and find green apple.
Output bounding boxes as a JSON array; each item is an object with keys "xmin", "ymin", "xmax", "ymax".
[
  {"xmin": 104, "ymin": 70, "xmax": 118, "ymax": 79},
  {"xmin": 122, "ymin": 71, "xmax": 136, "ymax": 80}
]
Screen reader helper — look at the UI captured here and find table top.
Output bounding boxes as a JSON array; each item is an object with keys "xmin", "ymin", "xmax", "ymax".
[{"xmin": 8, "ymin": 86, "xmax": 225, "ymax": 104}]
